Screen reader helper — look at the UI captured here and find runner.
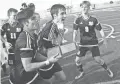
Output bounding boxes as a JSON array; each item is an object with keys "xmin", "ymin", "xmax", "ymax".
[
  {"xmin": 11, "ymin": 7, "xmax": 60, "ymax": 84},
  {"xmin": 37, "ymin": 4, "xmax": 67, "ymax": 84},
  {"xmin": 73, "ymin": 1, "xmax": 113, "ymax": 79}
]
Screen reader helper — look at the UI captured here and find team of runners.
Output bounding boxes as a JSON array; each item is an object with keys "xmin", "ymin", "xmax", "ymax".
[{"xmin": 0, "ymin": 1, "xmax": 114, "ymax": 84}]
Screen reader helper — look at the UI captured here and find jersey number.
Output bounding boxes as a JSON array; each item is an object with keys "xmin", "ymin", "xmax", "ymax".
[
  {"xmin": 85, "ymin": 26, "xmax": 89, "ymax": 32},
  {"xmin": 10, "ymin": 33, "xmax": 16, "ymax": 39}
]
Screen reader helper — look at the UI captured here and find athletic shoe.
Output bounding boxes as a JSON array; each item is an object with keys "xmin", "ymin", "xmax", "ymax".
[
  {"xmin": 75, "ymin": 72, "xmax": 84, "ymax": 79},
  {"xmin": 107, "ymin": 68, "xmax": 113, "ymax": 78}
]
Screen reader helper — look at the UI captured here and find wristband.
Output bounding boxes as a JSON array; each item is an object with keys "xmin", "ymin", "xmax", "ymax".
[{"xmin": 45, "ymin": 60, "xmax": 50, "ymax": 65}]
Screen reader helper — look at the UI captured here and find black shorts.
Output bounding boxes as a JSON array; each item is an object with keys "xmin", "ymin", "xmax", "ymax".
[
  {"xmin": 38, "ymin": 62, "xmax": 62, "ymax": 79},
  {"xmin": 38, "ymin": 41, "xmax": 62, "ymax": 79},
  {"xmin": 10, "ymin": 68, "xmax": 39, "ymax": 84},
  {"xmin": 77, "ymin": 46, "xmax": 100, "ymax": 57}
]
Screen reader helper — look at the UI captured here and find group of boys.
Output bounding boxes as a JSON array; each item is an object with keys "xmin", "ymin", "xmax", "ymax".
[{"xmin": 1, "ymin": 1, "xmax": 113, "ymax": 84}]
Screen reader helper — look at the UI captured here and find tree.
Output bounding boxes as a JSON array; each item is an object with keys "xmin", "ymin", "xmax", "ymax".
[{"xmin": 110, "ymin": 1, "xmax": 114, "ymax": 4}]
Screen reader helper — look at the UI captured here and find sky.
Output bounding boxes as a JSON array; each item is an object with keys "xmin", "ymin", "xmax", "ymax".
[{"xmin": 0, "ymin": 0, "xmax": 119, "ymax": 19}]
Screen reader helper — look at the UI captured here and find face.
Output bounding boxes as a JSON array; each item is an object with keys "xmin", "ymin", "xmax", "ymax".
[
  {"xmin": 26, "ymin": 16, "xmax": 40, "ymax": 34},
  {"xmin": 55, "ymin": 9, "xmax": 66, "ymax": 22},
  {"xmin": 81, "ymin": 4, "xmax": 90, "ymax": 14},
  {"xmin": 9, "ymin": 12, "xmax": 17, "ymax": 22}
]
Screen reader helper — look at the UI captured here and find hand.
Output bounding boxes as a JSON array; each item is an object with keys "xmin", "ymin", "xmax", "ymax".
[
  {"xmin": 5, "ymin": 42, "xmax": 12, "ymax": 49},
  {"xmin": 103, "ymin": 37, "xmax": 107, "ymax": 48},
  {"xmin": 47, "ymin": 53, "xmax": 60, "ymax": 63},
  {"xmin": 73, "ymin": 40, "xmax": 78, "ymax": 46},
  {"xmin": 62, "ymin": 39, "xmax": 67, "ymax": 43}
]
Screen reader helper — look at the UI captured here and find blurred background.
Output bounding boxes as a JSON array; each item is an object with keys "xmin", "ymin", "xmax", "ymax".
[{"xmin": 0, "ymin": 0, "xmax": 120, "ymax": 20}]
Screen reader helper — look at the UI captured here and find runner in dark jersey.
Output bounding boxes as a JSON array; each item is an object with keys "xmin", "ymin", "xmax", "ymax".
[
  {"xmin": 73, "ymin": 1, "xmax": 113, "ymax": 79},
  {"xmin": 37, "ymin": 4, "xmax": 67, "ymax": 84},
  {"xmin": 1, "ymin": 8, "xmax": 23, "ymax": 65},
  {"xmin": 1, "ymin": 8, "xmax": 24, "ymax": 83},
  {"xmin": 12, "ymin": 6, "xmax": 60, "ymax": 84}
]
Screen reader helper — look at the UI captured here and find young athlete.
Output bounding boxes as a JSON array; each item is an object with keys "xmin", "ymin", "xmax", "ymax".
[
  {"xmin": 1, "ymin": 8, "xmax": 23, "ymax": 65},
  {"xmin": 12, "ymin": 6, "xmax": 62, "ymax": 84},
  {"xmin": 1, "ymin": 8, "xmax": 23, "ymax": 83},
  {"xmin": 73, "ymin": 1, "xmax": 113, "ymax": 79},
  {"xmin": 37, "ymin": 4, "xmax": 67, "ymax": 84}
]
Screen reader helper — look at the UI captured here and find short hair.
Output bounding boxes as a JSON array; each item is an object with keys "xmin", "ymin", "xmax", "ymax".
[
  {"xmin": 7, "ymin": 8, "xmax": 18, "ymax": 17},
  {"xmin": 22, "ymin": 2, "xmax": 27, "ymax": 7},
  {"xmin": 50, "ymin": 4, "xmax": 66, "ymax": 18},
  {"xmin": 28, "ymin": 3, "xmax": 35, "ymax": 12},
  {"xmin": 17, "ymin": 7, "xmax": 34, "ymax": 25},
  {"xmin": 28, "ymin": 3, "xmax": 35, "ymax": 8},
  {"xmin": 80, "ymin": 1, "xmax": 91, "ymax": 7}
]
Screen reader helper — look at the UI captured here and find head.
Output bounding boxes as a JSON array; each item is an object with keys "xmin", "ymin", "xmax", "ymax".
[
  {"xmin": 19, "ymin": 13, "xmax": 40, "ymax": 34},
  {"xmin": 28, "ymin": 3, "xmax": 35, "ymax": 12},
  {"xmin": 7, "ymin": 8, "xmax": 18, "ymax": 23},
  {"xmin": 22, "ymin": 3, "xmax": 27, "ymax": 9},
  {"xmin": 80, "ymin": 1, "xmax": 91, "ymax": 14},
  {"xmin": 50, "ymin": 4, "xmax": 66, "ymax": 22},
  {"xmin": 32, "ymin": 13, "xmax": 41, "ymax": 34}
]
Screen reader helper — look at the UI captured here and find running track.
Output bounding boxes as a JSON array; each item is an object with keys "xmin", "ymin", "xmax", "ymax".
[{"xmin": 1, "ymin": 6, "xmax": 120, "ymax": 84}]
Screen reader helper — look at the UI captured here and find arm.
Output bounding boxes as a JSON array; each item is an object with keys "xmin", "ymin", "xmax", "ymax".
[
  {"xmin": 100, "ymin": 29, "xmax": 107, "ymax": 48},
  {"xmin": 95, "ymin": 19, "xmax": 107, "ymax": 47},
  {"xmin": 73, "ymin": 17, "xmax": 79, "ymax": 43},
  {"xmin": 1, "ymin": 25, "xmax": 7, "ymax": 43},
  {"xmin": 99, "ymin": 29, "xmax": 105, "ymax": 39},
  {"xmin": 21, "ymin": 52, "xmax": 59, "ymax": 72},
  {"xmin": 20, "ymin": 46, "xmax": 59, "ymax": 72},
  {"xmin": 1, "ymin": 25, "xmax": 12, "ymax": 49},
  {"xmin": 73, "ymin": 30, "xmax": 78, "ymax": 42},
  {"xmin": 21, "ymin": 57, "xmax": 47, "ymax": 72}
]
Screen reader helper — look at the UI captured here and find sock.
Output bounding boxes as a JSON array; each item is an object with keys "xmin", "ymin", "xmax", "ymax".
[
  {"xmin": 101, "ymin": 63, "xmax": 108, "ymax": 70},
  {"xmin": 2, "ymin": 64, "xmax": 7, "ymax": 73},
  {"xmin": 76, "ymin": 64, "xmax": 83, "ymax": 72}
]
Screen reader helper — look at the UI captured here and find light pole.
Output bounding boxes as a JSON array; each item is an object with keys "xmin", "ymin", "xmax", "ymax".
[{"xmin": 70, "ymin": 0, "xmax": 72, "ymax": 13}]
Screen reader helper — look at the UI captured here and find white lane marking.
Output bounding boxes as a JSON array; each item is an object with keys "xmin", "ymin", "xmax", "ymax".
[
  {"xmin": 112, "ymin": 32, "xmax": 120, "ymax": 35},
  {"xmin": 95, "ymin": 80, "xmax": 120, "ymax": 84},
  {"xmin": 101, "ymin": 18, "xmax": 120, "ymax": 22},
  {"xmin": 110, "ymin": 35, "xmax": 120, "ymax": 38},
  {"xmin": 102, "ymin": 24, "xmax": 114, "ymax": 39},
  {"xmin": 110, "ymin": 32, "xmax": 120, "ymax": 38}
]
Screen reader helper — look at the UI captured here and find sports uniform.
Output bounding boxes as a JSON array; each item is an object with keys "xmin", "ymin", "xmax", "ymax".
[
  {"xmin": 38, "ymin": 21, "xmax": 62, "ymax": 79},
  {"xmin": 73, "ymin": 16, "xmax": 102, "ymax": 57},
  {"xmin": 1, "ymin": 22, "xmax": 23, "ymax": 65},
  {"xmin": 11, "ymin": 31, "xmax": 39, "ymax": 84}
]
